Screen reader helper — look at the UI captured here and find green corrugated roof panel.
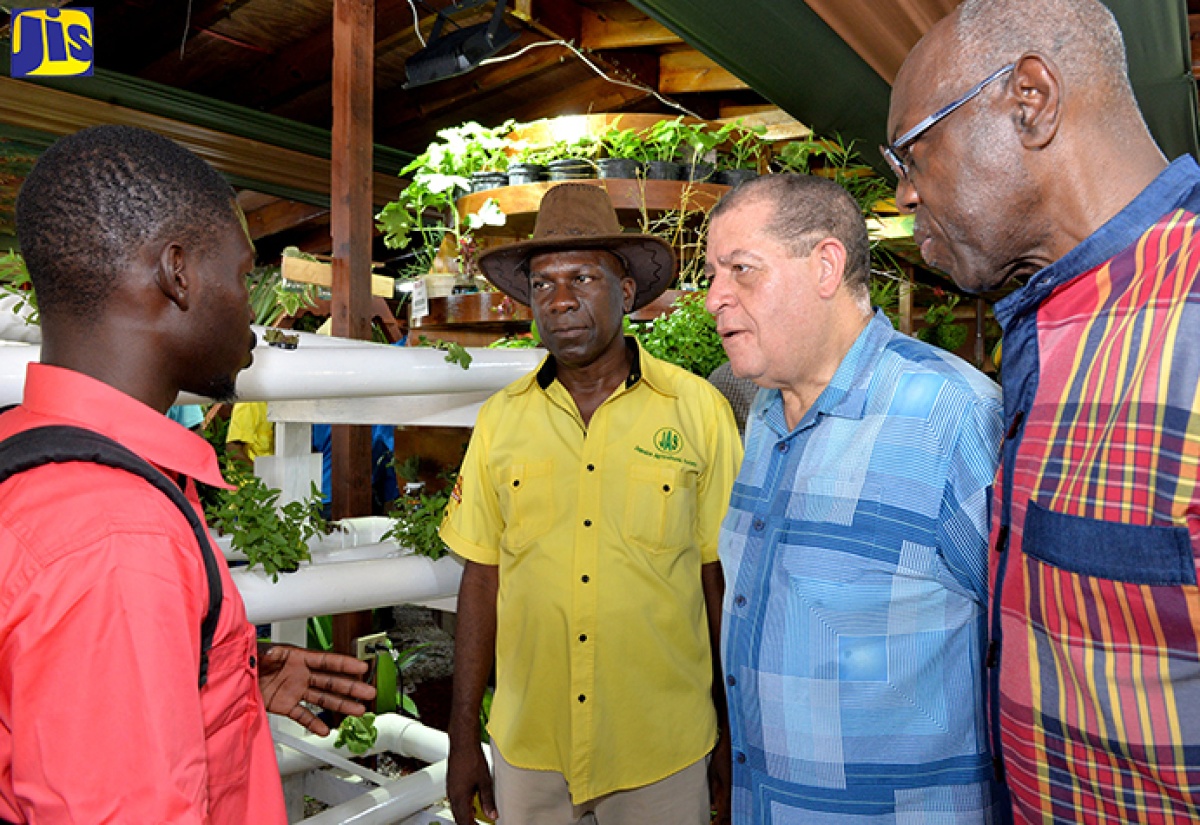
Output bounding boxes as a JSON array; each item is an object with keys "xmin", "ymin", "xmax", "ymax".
[{"xmin": 634, "ymin": 0, "xmax": 1199, "ymax": 166}]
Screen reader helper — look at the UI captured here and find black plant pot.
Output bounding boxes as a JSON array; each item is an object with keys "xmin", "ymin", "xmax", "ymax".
[
  {"xmin": 507, "ymin": 163, "xmax": 546, "ymax": 186},
  {"xmin": 686, "ymin": 162, "xmax": 715, "ymax": 183},
  {"xmin": 716, "ymin": 168, "xmax": 758, "ymax": 187},
  {"xmin": 645, "ymin": 160, "xmax": 683, "ymax": 181},
  {"xmin": 597, "ymin": 157, "xmax": 641, "ymax": 179},
  {"xmin": 547, "ymin": 158, "xmax": 595, "ymax": 181},
  {"xmin": 470, "ymin": 171, "xmax": 509, "ymax": 192}
]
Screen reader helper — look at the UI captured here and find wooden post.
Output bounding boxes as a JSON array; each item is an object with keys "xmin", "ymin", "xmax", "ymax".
[{"xmin": 331, "ymin": 0, "xmax": 376, "ymax": 653}]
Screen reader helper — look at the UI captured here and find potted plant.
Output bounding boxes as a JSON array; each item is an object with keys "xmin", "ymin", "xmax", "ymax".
[
  {"xmin": 597, "ymin": 124, "xmax": 644, "ymax": 180},
  {"xmin": 638, "ymin": 117, "xmax": 689, "ymax": 180},
  {"xmin": 714, "ymin": 120, "xmax": 767, "ymax": 186},
  {"xmin": 545, "ymin": 135, "xmax": 599, "ymax": 181},
  {"xmin": 376, "ymin": 131, "xmax": 507, "ymax": 287},
  {"xmin": 679, "ymin": 121, "xmax": 722, "ymax": 183},
  {"xmin": 506, "ymin": 142, "xmax": 554, "ymax": 185}
]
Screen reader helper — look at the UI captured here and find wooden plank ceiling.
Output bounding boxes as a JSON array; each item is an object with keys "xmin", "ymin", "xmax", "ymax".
[{"xmin": 38, "ymin": 0, "xmax": 805, "ymax": 254}]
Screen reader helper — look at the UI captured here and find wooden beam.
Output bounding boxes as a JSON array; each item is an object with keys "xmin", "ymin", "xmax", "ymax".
[
  {"xmin": 659, "ymin": 48, "xmax": 749, "ymax": 94},
  {"xmin": 580, "ymin": 2, "xmax": 681, "ymax": 50},
  {"xmin": 504, "ymin": 72, "xmax": 651, "ymax": 123},
  {"xmin": 243, "ymin": 199, "xmax": 330, "ymax": 241},
  {"xmin": 0, "ymin": 77, "xmax": 403, "ymax": 206},
  {"xmin": 718, "ymin": 106, "xmax": 811, "ymax": 141},
  {"xmin": 330, "ymin": 0, "xmax": 375, "ymax": 524}
]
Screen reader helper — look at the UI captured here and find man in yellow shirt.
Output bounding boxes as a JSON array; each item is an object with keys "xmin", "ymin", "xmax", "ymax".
[{"xmin": 441, "ymin": 184, "xmax": 742, "ymax": 825}]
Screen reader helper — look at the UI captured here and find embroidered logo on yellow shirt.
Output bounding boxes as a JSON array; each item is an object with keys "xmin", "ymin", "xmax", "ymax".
[{"xmin": 653, "ymin": 427, "xmax": 683, "ymax": 454}]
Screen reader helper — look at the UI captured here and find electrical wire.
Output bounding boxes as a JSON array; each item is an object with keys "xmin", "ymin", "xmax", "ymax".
[
  {"xmin": 478, "ymin": 38, "xmax": 700, "ymax": 119},
  {"xmin": 406, "ymin": 0, "xmax": 427, "ymax": 47}
]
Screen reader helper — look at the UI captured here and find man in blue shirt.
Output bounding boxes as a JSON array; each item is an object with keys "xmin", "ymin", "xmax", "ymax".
[{"xmin": 705, "ymin": 174, "xmax": 1006, "ymax": 824}]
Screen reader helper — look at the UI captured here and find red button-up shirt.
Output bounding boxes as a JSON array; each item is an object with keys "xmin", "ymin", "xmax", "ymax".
[{"xmin": 0, "ymin": 363, "xmax": 286, "ymax": 824}]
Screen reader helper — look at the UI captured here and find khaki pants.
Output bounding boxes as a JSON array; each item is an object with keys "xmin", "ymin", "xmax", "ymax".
[{"xmin": 491, "ymin": 743, "xmax": 710, "ymax": 825}]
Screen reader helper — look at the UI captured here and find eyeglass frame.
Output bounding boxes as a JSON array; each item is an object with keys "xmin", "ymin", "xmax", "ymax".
[{"xmin": 881, "ymin": 63, "xmax": 1016, "ymax": 180}]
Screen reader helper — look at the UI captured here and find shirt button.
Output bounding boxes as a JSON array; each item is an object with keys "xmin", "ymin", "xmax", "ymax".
[
  {"xmin": 777, "ymin": 442, "xmax": 790, "ymax": 453},
  {"xmin": 249, "ymin": 655, "xmax": 257, "ymax": 668},
  {"xmin": 579, "ymin": 634, "xmax": 588, "ymax": 642},
  {"xmin": 512, "ymin": 479, "xmax": 520, "ymax": 487},
  {"xmin": 581, "ymin": 575, "xmax": 590, "ymax": 583},
  {"xmin": 734, "ymin": 594, "xmax": 747, "ymax": 607},
  {"xmin": 726, "ymin": 674, "xmax": 736, "ymax": 687},
  {"xmin": 662, "ymin": 484, "xmax": 671, "ymax": 492},
  {"xmin": 578, "ymin": 694, "xmax": 587, "ymax": 703},
  {"xmin": 735, "ymin": 751, "xmax": 747, "ymax": 764},
  {"xmin": 587, "ymin": 464, "xmax": 595, "ymax": 472},
  {"xmin": 753, "ymin": 518, "xmax": 765, "ymax": 532},
  {"xmin": 583, "ymin": 519, "xmax": 592, "ymax": 527}
]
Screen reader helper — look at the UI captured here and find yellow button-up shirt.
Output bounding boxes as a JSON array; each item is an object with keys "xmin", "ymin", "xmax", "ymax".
[{"xmin": 441, "ymin": 341, "xmax": 742, "ymax": 802}]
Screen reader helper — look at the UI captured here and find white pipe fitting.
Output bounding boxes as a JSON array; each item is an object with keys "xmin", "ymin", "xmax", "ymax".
[
  {"xmin": 233, "ymin": 555, "xmax": 463, "ymax": 625},
  {"xmin": 276, "ymin": 713, "xmax": 450, "ymax": 776},
  {"xmin": 300, "ymin": 760, "xmax": 450, "ymax": 825}
]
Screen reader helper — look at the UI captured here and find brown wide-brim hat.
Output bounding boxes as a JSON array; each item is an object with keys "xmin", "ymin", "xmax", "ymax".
[{"xmin": 477, "ymin": 183, "xmax": 676, "ymax": 310}]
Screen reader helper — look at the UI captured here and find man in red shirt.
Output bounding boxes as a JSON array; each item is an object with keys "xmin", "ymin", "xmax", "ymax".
[{"xmin": 0, "ymin": 125, "xmax": 375, "ymax": 823}]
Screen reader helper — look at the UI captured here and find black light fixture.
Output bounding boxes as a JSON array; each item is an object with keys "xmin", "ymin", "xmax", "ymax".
[{"xmin": 403, "ymin": 0, "xmax": 519, "ymax": 89}]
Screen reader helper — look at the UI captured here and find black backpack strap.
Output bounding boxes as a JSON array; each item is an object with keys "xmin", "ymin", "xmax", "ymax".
[{"xmin": 0, "ymin": 426, "xmax": 223, "ymax": 688}]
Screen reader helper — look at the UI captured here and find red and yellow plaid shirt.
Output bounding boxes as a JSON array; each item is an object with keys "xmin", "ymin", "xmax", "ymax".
[{"xmin": 991, "ymin": 156, "xmax": 1200, "ymax": 824}]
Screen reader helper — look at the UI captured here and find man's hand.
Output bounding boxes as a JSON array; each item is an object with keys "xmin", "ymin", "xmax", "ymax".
[
  {"xmin": 447, "ymin": 741, "xmax": 496, "ymax": 825},
  {"xmin": 257, "ymin": 643, "xmax": 377, "ymax": 736},
  {"xmin": 709, "ymin": 731, "xmax": 732, "ymax": 825}
]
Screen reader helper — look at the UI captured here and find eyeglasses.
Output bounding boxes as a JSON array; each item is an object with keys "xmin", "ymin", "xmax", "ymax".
[{"xmin": 882, "ymin": 64, "xmax": 1015, "ymax": 180}]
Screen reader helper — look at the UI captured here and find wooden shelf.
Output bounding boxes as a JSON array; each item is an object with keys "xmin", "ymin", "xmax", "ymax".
[{"xmin": 456, "ymin": 178, "xmax": 729, "ymax": 238}]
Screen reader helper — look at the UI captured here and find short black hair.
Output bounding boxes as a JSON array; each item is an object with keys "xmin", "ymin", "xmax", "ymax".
[
  {"xmin": 710, "ymin": 174, "xmax": 871, "ymax": 297},
  {"xmin": 16, "ymin": 125, "xmax": 238, "ymax": 319}
]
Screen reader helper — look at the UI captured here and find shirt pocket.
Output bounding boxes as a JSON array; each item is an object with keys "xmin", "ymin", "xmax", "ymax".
[
  {"xmin": 201, "ymin": 623, "xmax": 262, "ymax": 789},
  {"xmin": 499, "ymin": 461, "xmax": 556, "ymax": 552},
  {"xmin": 625, "ymin": 461, "xmax": 696, "ymax": 554},
  {"xmin": 1022, "ymin": 500, "xmax": 1196, "ymax": 586}
]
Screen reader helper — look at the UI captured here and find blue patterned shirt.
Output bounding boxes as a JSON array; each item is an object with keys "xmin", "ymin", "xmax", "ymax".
[{"xmin": 721, "ymin": 310, "xmax": 1008, "ymax": 824}]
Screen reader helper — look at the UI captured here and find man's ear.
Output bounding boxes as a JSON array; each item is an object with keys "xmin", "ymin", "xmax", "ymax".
[
  {"xmin": 621, "ymin": 275, "xmax": 637, "ymax": 313},
  {"xmin": 1010, "ymin": 53, "xmax": 1061, "ymax": 150},
  {"xmin": 813, "ymin": 238, "xmax": 847, "ymax": 300},
  {"xmin": 156, "ymin": 242, "xmax": 190, "ymax": 311}
]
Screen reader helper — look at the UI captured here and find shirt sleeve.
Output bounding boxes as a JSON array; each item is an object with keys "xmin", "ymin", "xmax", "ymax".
[
  {"xmin": 695, "ymin": 389, "xmax": 745, "ymax": 564},
  {"xmin": 439, "ymin": 409, "xmax": 503, "ymax": 565},
  {"xmin": 226, "ymin": 402, "xmax": 273, "ymax": 459},
  {"xmin": 936, "ymin": 394, "xmax": 1004, "ymax": 604},
  {"xmin": 4, "ymin": 528, "xmax": 212, "ymax": 823}
]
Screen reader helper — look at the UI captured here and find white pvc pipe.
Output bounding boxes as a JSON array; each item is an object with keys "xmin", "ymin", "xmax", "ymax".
[
  {"xmin": 233, "ymin": 555, "xmax": 463, "ymax": 625},
  {"xmin": 276, "ymin": 713, "xmax": 450, "ymax": 776},
  {"xmin": 0, "ymin": 296, "xmax": 40, "ymax": 343},
  {"xmin": 301, "ymin": 760, "xmax": 450, "ymax": 825},
  {"xmin": 0, "ymin": 333, "xmax": 541, "ymax": 407}
]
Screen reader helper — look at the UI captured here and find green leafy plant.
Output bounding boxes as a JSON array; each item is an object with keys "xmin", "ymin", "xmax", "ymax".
[
  {"xmin": 376, "ymin": 123, "xmax": 510, "ymax": 279},
  {"xmin": 715, "ymin": 120, "xmax": 768, "ymax": 170},
  {"xmin": 679, "ymin": 121, "xmax": 722, "ymax": 164},
  {"xmin": 206, "ymin": 463, "xmax": 327, "ymax": 581},
  {"xmin": 599, "ymin": 124, "xmax": 645, "ymax": 162},
  {"xmin": 632, "ymin": 292, "xmax": 726, "ymax": 377},
  {"xmin": 370, "ymin": 637, "xmax": 432, "ymax": 717},
  {"xmin": 413, "ymin": 335, "xmax": 473, "ymax": 369},
  {"xmin": 334, "ymin": 713, "xmax": 378, "ymax": 755},
  {"xmin": 248, "ymin": 262, "xmax": 321, "ymax": 326},
  {"xmin": 917, "ymin": 293, "xmax": 969, "ymax": 353},
  {"xmin": 382, "ymin": 466, "xmax": 459, "ymax": 560},
  {"xmin": 0, "ymin": 251, "xmax": 36, "ymax": 324},
  {"xmin": 639, "ymin": 117, "xmax": 690, "ymax": 162}
]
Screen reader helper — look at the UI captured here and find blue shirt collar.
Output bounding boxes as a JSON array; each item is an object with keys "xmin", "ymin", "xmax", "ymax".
[
  {"xmin": 759, "ymin": 308, "xmax": 892, "ymax": 436},
  {"xmin": 995, "ymin": 154, "xmax": 1200, "ymax": 329}
]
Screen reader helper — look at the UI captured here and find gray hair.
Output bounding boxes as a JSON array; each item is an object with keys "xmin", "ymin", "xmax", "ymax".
[
  {"xmin": 954, "ymin": 0, "xmax": 1136, "ymax": 107},
  {"xmin": 709, "ymin": 174, "xmax": 871, "ymax": 299}
]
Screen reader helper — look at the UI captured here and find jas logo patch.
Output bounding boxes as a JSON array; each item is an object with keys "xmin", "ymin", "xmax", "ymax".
[{"xmin": 653, "ymin": 427, "xmax": 683, "ymax": 454}]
